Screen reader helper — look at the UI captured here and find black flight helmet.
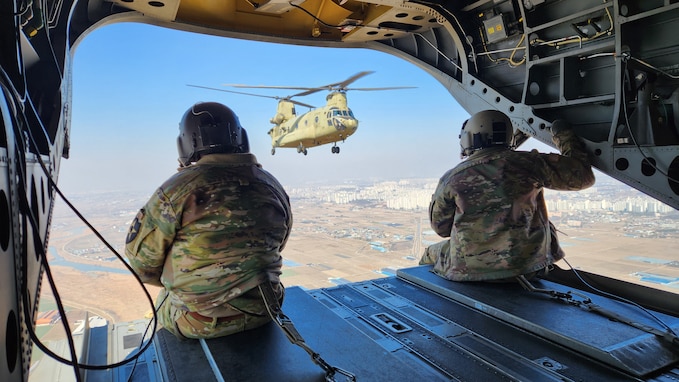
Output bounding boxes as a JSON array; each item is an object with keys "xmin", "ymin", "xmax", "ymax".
[{"xmin": 177, "ymin": 102, "xmax": 250, "ymax": 166}]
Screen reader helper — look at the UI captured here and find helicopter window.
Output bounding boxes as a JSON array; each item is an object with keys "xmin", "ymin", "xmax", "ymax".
[
  {"xmin": 348, "ymin": 110, "xmax": 354, "ymax": 117},
  {"xmin": 342, "ymin": 110, "xmax": 348, "ymax": 116},
  {"xmin": 315, "ymin": 116, "xmax": 319, "ymax": 123}
]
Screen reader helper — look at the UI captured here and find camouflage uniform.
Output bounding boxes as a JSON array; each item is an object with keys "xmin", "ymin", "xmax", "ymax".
[
  {"xmin": 125, "ymin": 153, "xmax": 292, "ymax": 339},
  {"xmin": 421, "ymin": 129, "xmax": 595, "ymax": 281}
]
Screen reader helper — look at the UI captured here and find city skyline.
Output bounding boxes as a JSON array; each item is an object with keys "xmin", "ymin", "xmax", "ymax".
[{"xmin": 46, "ymin": 177, "xmax": 679, "ymax": 304}]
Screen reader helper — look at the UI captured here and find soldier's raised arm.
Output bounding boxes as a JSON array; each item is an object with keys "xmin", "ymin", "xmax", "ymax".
[{"xmin": 541, "ymin": 120, "xmax": 596, "ymax": 191}]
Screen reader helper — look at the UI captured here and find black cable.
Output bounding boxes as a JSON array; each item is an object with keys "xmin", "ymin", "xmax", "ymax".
[
  {"xmin": 19, "ymin": 231, "xmax": 82, "ymax": 381},
  {"xmin": 0, "ymin": 16, "xmax": 157, "ymax": 374},
  {"xmin": 554, "ymin": 61, "xmax": 679, "ymax": 337},
  {"xmin": 14, "ymin": 95, "xmax": 159, "ymax": 371},
  {"xmin": 3, "ymin": 62, "xmax": 81, "ymax": 378},
  {"xmin": 38, "ymin": 0, "xmax": 64, "ymax": 77},
  {"xmin": 286, "ymin": 1, "xmax": 382, "ymax": 33},
  {"xmin": 126, "ymin": 293, "xmax": 168, "ymax": 382},
  {"xmin": 11, "ymin": 1, "xmax": 32, "ymax": 17},
  {"xmin": 562, "ymin": 258, "xmax": 678, "ymax": 337},
  {"xmin": 620, "ymin": 57, "xmax": 679, "ymax": 186},
  {"xmin": 287, "ymin": 2, "xmax": 346, "ymax": 29},
  {"xmin": 12, "ymin": 125, "xmax": 82, "ymax": 381}
]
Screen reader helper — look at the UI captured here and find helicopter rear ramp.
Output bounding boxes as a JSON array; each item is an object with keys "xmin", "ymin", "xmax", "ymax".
[{"xmin": 149, "ymin": 265, "xmax": 679, "ymax": 381}]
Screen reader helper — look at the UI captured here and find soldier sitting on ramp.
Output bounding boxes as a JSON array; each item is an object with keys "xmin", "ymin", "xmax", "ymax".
[
  {"xmin": 125, "ymin": 102, "xmax": 292, "ymax": 339},
  {"xmin": 420, "ymin": 110, "xmax": 594, "ymax": 282}
]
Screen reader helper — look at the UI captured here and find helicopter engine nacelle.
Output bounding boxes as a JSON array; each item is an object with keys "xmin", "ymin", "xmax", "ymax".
[{"xmin": 271, "ymin": 113, "xmax": 286, "ymax": 124}]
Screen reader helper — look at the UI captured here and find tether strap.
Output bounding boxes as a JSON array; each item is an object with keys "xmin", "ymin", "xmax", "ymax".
[
  {"xmin": 516, "ymin": 275, "xmax": 679, "ymax": 346},
  {"xmin": 258, "ymin": 281, "xmax": 357, "ymax": 382}
]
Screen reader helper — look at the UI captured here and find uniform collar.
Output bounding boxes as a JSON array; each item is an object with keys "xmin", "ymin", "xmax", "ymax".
[
  {"xmin": 195, "ymin": 153, "xmax": 260, "ymax": 166},
  {"xmin": 468, "ymin": 146, "xmax": 509, "ymax": 159}
]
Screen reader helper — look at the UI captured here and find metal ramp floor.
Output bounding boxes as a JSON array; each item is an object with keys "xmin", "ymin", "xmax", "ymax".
[{"xmin": 152, "ymin": 265, "xmax": 679, "ymax": 381}]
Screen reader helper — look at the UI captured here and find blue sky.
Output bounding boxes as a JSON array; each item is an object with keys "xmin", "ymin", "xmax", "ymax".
[{"xmin": 62, "ymin": 22, "xmax": 553, "ymax": 195}]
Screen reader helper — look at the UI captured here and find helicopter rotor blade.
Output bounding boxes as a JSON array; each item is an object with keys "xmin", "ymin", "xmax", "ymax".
[
  {"xmin": 290, "ymin": 88, "xmax": 325, "ymax": 98},
  {"xmin": 286, "ymin": 99, "xmax": 316, "ymax": 108},
  {"xmin": 329, "ymin": 71, "xmax": 375, "ymax": 90},
  {"xmin": 187, "ymin": 84, "xmax": 281, "ymax": 100},
  {"xmin": 187, "ymin": 85, "xmax": 316, "ymax": 108},
  {"xmin": 223, "ymin": 71, "xmax": 376, "ymax": 95},
  {"xmin": 207, "ymin": 71, "xmax": 412, "ymax": 103},
  {"xmin": 221, "ymin": 84, "xmax": 325, "ymax": 99},
  {"xmin": 223, "ymin": 84, "xmax": 318, "ymax": 91},
  {"xmin": 340, "ymin": 86, "xmax": 418, "ymax": 91}
]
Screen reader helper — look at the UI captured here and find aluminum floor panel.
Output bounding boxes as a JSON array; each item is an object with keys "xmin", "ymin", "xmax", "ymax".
[
  {"xmin": 397, "ymin": 265, "xmax": 679, "ymax": 377},
  {"xmin": 317, "ymin": 283, "xmax": 568, "ymax": 381},
  {"xmin": 368, "ymin": 275, "xmax": 640, "ymax": 381},
  {"xmin": 150, "ymin": 266, "xmax": 679, "ymax": 381},
  {"xmin": 154, "ymin": 287, "xmax": 436, "ymax": 381},
  {"xmin": 154, "ymin": 330, "xmax": 216, "ymax": 382}
]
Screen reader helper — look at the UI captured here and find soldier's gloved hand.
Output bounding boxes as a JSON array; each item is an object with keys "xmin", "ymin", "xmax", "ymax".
[{"xmin": 550, "ymin": 120, "xmax": 571, "ymax": 136}]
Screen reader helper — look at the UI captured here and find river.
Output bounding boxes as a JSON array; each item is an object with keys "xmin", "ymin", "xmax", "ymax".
[{"xmin": 48, "ymin": 246, "xmax": 129, "ymax": 275}]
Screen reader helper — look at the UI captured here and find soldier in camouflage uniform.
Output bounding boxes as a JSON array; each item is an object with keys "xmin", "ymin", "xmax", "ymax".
[
  {"xmin": 420, "ymin": 110, "xmax": 595, "ymax": 282},
  {"xmin": 125, "ymin": 102, "xmax": 292, "ymax": 339}
]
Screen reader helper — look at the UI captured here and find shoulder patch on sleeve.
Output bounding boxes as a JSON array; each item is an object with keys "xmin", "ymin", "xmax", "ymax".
[{"xmin": 126, "ymin": 209, "xmax": 145, "ymax": 244}]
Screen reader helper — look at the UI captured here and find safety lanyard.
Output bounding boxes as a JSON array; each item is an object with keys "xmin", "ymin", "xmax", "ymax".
[
  {"xmin": 516, "ymin": 275, "xmax": 679, "ymax": 346},
  {"xmin": 258, "ymin": 281, "xmax": 357, "ymax": 382}
]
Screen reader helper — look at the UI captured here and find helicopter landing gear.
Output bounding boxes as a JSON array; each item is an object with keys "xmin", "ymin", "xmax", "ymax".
[
  {"xmin": 297, "ymin": 144, "xmax": 308, "ymax": 155},
  {"xmin": 331, "ymin": 145, "xmax": 340, "ymax": 154},
  {"xmin": 271, "ymin": 147, "xmax": 276, "ymax": 155}
]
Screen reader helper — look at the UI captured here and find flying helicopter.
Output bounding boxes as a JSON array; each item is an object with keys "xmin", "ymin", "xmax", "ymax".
[{"xmin": 189, "ymin": 71, "xmax": 415, "ymax": 155}]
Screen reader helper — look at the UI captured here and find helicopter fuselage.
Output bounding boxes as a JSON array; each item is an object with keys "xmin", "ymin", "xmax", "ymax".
[{"xmin": 268, "ymin": 92, "xmax": 358, "ymax": 151}]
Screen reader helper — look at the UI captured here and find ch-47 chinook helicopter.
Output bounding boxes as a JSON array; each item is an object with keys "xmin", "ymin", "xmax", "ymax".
[{"xmin": 190, "ymin": 71, "xmax": 414, "ymax": 155}]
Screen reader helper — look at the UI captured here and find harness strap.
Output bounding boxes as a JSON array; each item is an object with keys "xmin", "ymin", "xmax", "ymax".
[{"xmin": 258, "ymin": 281, "xmax": 357, "ymax": 382}]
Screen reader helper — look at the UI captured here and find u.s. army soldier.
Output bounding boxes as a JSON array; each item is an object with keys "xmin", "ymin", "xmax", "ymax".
[
  {"xmin": 125, "ymin": 102, "xmax": 292, "ymax": 339},
  {"xmin": 420, "ymin": 110, "xmax": 594, "ymax": 282}
]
